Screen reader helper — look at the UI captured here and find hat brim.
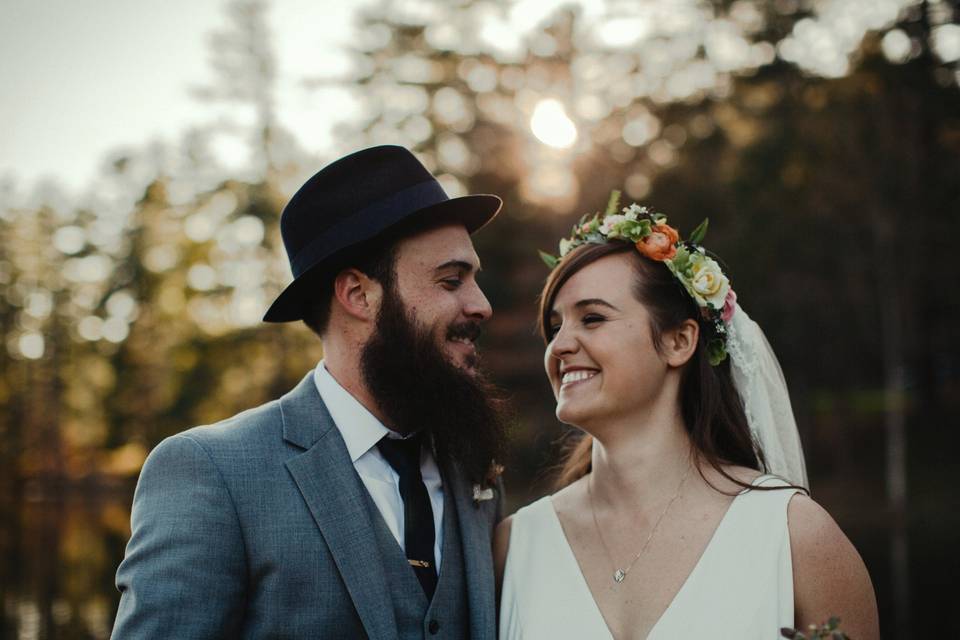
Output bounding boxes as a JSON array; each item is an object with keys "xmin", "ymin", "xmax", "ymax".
[{"xmin": 263, "ymin": 193, "xmax": 502, "ymax": 323}]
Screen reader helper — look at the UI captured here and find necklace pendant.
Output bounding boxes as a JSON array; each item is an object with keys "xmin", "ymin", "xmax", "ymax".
[{"xmin": 613, "ymin": 569, "xmax": 626, "ymax": 583}]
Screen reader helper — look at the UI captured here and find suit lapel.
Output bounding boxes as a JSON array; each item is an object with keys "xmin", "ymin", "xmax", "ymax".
[
  {"xmin": 446, "ymin": 465, "xmax": 496, "ymax": 640},
  {"xmin": 281, "ymin": 374, "xmax": 399, "ymax": 640}
]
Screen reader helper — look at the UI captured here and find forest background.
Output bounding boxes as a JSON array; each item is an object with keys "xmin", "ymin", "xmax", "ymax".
[{"xmin": 1, "ymin": 0, "xmax": 958, "ymax": 637}]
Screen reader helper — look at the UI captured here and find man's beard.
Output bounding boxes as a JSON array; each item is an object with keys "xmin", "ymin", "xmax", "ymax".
[{"xmin": 360, "ymin": 285, "xmax": 510, "ymax": 485}]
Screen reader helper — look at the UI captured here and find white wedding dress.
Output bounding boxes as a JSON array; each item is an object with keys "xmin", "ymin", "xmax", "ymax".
[{"xmin": 499, "ymin": 475, "xmax": 801, "ymax": 639}]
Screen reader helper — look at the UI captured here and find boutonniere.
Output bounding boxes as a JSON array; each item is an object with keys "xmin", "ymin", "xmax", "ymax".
[
  {"xmin": 472, "ymin": 484, "xmax": 494, "ymax": 503},
  {"xmin": 472, "ymin": 462, "xmax": 504, "ymax": 505}
]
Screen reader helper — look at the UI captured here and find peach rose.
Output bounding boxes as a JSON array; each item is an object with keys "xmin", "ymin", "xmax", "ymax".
[{"xmin": 635, "ymin": 224, "xmax": 679, "ymax": 261}]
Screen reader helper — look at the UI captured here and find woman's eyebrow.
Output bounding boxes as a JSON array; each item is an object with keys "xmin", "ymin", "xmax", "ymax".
[
  {"xmin": 573, "ymin": 298, "xmax": 620, "ymax": 311},
  {"xmin": 550, "ymin": 298, "xmax": 621, "ymax": 318}
]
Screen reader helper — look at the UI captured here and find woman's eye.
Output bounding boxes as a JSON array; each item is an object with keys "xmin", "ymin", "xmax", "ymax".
[
  {"xmin": 547, "ymin": 324, "xmax": 561, "ymax": 338},
  {"xmin": 583, "ymin": 314, "xmax": 605, "ymax": 325}
]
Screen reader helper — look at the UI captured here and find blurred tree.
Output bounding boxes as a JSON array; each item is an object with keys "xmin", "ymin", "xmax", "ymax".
[
  {"xmin": 333, "ymin": 1, "xmax": 960, "ymax": 635},
  {"xmin": 193, "ymin": 0, "xmax": 279, "ymax": 176},
  {"xmin": 1, "ymin": 0, "xmax": 958, "ymax": 636}
]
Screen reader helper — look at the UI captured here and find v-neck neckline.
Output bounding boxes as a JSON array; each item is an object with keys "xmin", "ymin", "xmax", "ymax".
[{"xmin": 546, "ymin": 474, "xmax": 770, "ymax": 640}]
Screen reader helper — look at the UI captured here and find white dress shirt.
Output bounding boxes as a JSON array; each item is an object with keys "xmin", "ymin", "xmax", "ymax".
[{"xmin": 313, "ymin": 360, "xmax": 445, "ymax": 568}]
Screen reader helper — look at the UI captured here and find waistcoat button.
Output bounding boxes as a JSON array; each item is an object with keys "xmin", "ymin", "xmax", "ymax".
[{"xmin": 428, "ymin": 619, "xmax": 440, "ymax": 635}]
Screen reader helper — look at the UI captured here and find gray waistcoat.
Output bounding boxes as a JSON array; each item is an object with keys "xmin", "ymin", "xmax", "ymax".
[{"xmin": 365, "ymin": 481, "xmax": 469, "ymax": 640}]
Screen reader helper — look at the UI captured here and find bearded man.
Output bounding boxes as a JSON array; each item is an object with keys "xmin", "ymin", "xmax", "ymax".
[{"xmin": 112, "ymin": 146, "xmax": 510, "ymax": 639}]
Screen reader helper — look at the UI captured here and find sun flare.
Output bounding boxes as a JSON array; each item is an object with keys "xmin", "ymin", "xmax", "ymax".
[{"xmin": 530, "ymin": 99, "xmax": 578, "ymax": 149}]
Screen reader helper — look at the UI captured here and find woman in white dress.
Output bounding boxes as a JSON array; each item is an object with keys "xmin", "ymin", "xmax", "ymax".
[{"xmin": 495, "ymin": 199, "xmax": 879, "ymax": 639}]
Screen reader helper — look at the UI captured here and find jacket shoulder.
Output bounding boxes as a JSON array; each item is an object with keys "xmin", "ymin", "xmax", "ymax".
[{"xmin": 178, "ymin": 397, "xmax": 283, "ymax": 450}]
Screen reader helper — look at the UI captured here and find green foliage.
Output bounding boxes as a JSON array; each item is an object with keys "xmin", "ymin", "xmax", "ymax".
[
  {"xmin": 687, "ymin": 218, "xmax": 709, "ymax": 245},
  {"xmin": 603, "ymin": 190, "xmax": 621, "ymax": 216},
  {"xmin": 538, "ymin": 250, "xmax": 558, "ymax": 269}
]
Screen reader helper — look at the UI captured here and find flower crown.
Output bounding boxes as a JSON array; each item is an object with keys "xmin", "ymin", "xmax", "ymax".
[{"xmin": 539, "ymin": 191, "xmax": 737, "ymax": 365}]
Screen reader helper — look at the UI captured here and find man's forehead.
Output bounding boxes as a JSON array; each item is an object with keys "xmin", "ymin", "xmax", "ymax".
[{"xmin": 396, "ymin": 224, "xmax": 481, "ymax": 270}]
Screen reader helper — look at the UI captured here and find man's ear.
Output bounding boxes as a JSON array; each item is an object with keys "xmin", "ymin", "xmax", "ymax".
[
  {"xmin": 333, "ymin": 268, "xmax": 383, "ymax": 322},
  {"xmin": 662, "ymin": 318, "xmax": 699, "ymax": 368}
]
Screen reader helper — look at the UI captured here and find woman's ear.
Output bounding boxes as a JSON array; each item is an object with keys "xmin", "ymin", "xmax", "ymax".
[
  {"xmin": 662, "ymin": 318, "xmax": 699, "ymax": 368},
  {"xmin": 332, "ymin": 268, "xmax": 383, "ymax": 323}
]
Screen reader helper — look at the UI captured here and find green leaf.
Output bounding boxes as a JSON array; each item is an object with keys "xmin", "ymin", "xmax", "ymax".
[
  {"xmin": 688, "ymin": 218, "xmax": 709, "ymax": 245},
  {"xmin": 538, "ymin": 250, "xmax": 559, "ymax": 269},
  {"xmin": 671, "ymin": 245, "xmax": 690, "ymax": 271},
  {"xmin": 707, "ymin": 338, "xmax": 727, "ymax": 366},
  {"xmin": 604, "ymin": 190, "xmax": 621, "ymax": 216}
]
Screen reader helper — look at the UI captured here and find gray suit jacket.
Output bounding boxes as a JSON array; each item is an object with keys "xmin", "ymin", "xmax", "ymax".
[{"xmin": 112, "ymin": 372, "xmax": 503, "ymax": 639}]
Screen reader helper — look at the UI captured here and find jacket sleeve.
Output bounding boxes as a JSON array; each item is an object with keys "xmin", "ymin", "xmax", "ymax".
[{"xmin": 112, "ymin": 434, "xmax": 246, "ymax": 639}]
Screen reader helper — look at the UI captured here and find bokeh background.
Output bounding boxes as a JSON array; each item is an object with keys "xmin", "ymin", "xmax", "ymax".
[{"xmin": 2, "ymin": 0, "xmax": 958, "ymax": 637}]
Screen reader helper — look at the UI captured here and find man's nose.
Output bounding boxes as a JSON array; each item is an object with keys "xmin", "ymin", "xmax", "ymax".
[{"xmin": 464, "ymin": 281, "xmax": 492, "ymax": 322}]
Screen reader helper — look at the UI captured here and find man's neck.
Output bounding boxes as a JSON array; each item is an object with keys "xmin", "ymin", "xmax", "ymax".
[{"xmin": 322, "ymin": 357, "xmax": 399, "ymax": 432}]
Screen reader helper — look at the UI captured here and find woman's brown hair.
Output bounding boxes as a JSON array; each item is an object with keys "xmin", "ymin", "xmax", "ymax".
[{"xmin": 539, "ymin": 241, "xmax": 773, "ymax": 494}]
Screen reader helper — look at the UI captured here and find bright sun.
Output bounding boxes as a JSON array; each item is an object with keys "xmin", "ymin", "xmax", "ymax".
[{"xmin": 530, "ymin": 99, "xmax": 578, "ymax": 149}]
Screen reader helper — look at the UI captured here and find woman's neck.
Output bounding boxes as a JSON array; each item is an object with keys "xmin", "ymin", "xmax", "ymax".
[{"xmin": 587, "ymin": 407, "xmax": 695, "ymax": 512}]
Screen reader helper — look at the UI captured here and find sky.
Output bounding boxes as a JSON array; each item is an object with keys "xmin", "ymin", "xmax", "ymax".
[
  {"xmin": 0, "ymin": 0, "xmax": 362, "ymax": 193},
  {"xmin": 0, "ymin": 0, "xmax": 603, "ymax": 197},
  {"xmin": 3, "ymin": 0, "xmax": 933, "ymax": 198}
]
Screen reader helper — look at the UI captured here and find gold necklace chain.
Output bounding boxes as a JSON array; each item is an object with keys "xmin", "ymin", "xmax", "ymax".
[{"xmin": 587, "ymin": 462, "xmax": 692, "ymax": 585}]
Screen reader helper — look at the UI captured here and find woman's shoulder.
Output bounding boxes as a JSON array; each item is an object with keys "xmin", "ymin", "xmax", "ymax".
[
  {"xmin": 495, "ymin": 492, "xmax": 560, "ymax": 545},
  {"xmin": 494, "ymin": 491, "xmax": 569, "ymax": 586},
  {"xmin": 787, "ymin": 493, "xmax": 852, "ymax": 560},
  {"xmin": 787, "ymin": 494, "xmax": 880, "ymax": 637}
]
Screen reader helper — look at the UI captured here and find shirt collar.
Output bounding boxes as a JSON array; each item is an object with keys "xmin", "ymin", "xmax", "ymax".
[{"xmin": 313, "ymin": 360, "xmax": 390, "ymax": 464}]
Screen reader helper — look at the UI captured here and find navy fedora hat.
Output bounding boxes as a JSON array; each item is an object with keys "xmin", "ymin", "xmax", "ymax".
[{"xmin": 263, "ymin": 145, "xmax": 502, "ymax": 323}]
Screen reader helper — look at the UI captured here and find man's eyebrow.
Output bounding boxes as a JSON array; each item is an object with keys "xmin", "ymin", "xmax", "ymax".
[{"xmin": 433, "ymin": 259, "xmax": 480, "ymax": 274}]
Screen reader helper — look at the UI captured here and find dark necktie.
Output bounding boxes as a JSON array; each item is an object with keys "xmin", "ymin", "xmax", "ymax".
[{"xmin": 376, "ymin": 433, "xmax": 438, "ymax": 599}]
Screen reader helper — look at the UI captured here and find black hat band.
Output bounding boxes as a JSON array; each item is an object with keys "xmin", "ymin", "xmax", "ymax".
[{"xmin": 289, "ymin": 178, "xmax": 447, "ymax": 278}]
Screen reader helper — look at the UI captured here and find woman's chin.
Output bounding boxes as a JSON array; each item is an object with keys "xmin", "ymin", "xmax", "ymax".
[{"xmin": 556, "ymin": 401, "xmax": 591, "ymax": 427}]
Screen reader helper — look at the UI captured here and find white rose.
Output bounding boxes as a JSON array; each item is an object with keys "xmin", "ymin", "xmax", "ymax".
[
  {"xmin": 599, "ymin": 214, "xmax": 627, "ymax": 237},
  {"xmin": 689, "ymin": 256, "xmax": 730, "ymax": 309}
]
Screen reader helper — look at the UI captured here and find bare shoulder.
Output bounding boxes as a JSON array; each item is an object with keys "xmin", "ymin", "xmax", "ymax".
[
  {"xmin": 787, "ymin": 493, "xmax": 844, "ymax": 550},
  {"xmin": 788, "ymin": 494, "xmax": 880, "ymax": 639},
  {"xmin": 788, "ymin": 494, "xmax": 860, "ymax": 569}
]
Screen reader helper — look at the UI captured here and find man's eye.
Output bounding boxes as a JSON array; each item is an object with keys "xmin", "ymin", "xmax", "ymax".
[{"xmin": 441, "ymin": 278, "xmax": 463, "ymax": 289}]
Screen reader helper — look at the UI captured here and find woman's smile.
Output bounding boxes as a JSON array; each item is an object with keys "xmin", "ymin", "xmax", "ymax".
[{"xmin": 559, "ymin": 367, "xmax": 600, "ymax": 390}]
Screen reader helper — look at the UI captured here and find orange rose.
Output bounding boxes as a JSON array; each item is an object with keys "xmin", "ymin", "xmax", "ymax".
[{"xmin": 635, "ymin": 224, "xmax": 679, "ymax": 261}]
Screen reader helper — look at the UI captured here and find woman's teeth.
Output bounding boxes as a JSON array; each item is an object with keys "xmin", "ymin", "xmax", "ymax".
[{"xmin": 561, "ymin": 370, "xmax": 597, "ymax": 385}]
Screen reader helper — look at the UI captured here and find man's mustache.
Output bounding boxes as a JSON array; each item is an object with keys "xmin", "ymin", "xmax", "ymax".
[{"xmin": 447, "ymin": 321, "xmax": 482, "ymax": 343}]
